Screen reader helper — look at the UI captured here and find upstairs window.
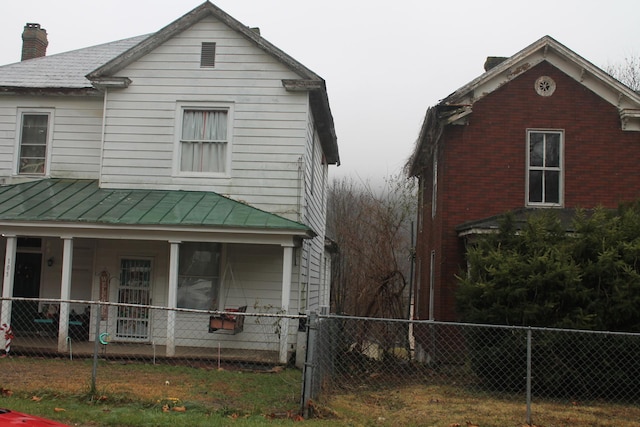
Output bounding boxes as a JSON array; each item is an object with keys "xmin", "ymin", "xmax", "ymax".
[
  {"xmin": 527, "ymin": 130, "xmax": 563, "ymax": 206},
  {"xmin": 18, "ymin": 111, "xmax": 51, "ymax": 175},
  {"xmin": 179, "ymin": 108, "xmax": 230, "ymax": 174}
]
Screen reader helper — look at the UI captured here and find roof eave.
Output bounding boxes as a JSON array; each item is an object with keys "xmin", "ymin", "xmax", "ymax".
[
  {"xmin": 283, "ymin": 79, "xmax": 339, "ymax": 166},
  {"xmin": 90, "ymin": 77, "xmax": 132, "ymax": 90},
  {"xmin": 442, "ymin": 35, "xmax": 640, "ymax": 112},
  {"xmin": 0, "ymin": 220, "xmax": 314, "ymax": 243},
  {"xmin": 0, "ymin": 86, "xmax": 100, "ymax": 96}
]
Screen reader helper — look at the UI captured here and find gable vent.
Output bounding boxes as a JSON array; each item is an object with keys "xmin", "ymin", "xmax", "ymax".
[{"xmin": 200, "ymin": 42, "xmax": 216, "ymax": 67}]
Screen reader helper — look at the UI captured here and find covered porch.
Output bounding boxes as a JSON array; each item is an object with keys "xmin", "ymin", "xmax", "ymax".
[{"xmin": 0, "ymin": 179, "xmax": 314, "ymax": 364}]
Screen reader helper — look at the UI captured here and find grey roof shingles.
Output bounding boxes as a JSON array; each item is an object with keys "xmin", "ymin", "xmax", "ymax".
[{"xmin": 0, "ymin": 35, "xmax": 149, "ymax": 88}]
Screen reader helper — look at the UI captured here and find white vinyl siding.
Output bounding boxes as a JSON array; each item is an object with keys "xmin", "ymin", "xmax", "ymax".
[
  {"xmin": 301, "ymin": 110, "xmax": 329, "ymax": 310},
  {"xmin": 0, "ymin": 98, "xmax": 103, "ymax": 181},
  {"xmin": 99, "ymin": 16, "xmax": 310, "ymax": 218}
]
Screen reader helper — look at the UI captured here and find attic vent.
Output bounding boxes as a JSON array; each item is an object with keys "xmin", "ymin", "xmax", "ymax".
[
  {"xmin": 535, "ymin": 76, "xmax": 556, "ymax": 97},
  {"xmin": 200, "ymin": 42, "xmax": 216, "ymax": 67}
]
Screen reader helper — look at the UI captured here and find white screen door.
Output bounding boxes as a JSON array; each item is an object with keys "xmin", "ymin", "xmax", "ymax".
[{"xmin": 116, "ymin": 259, "xmax": 152, "ymax": 340}]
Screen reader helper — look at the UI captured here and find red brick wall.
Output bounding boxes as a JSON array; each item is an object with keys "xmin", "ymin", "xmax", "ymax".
[{"xmin": 418, "ymin": 61, "xmax": 640, "ymax": 322}]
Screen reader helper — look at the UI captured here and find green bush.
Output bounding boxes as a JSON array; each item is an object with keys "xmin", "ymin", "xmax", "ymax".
[{"xmin": 457, "ymin": 204, "xmax": 640, "ymax": 398}]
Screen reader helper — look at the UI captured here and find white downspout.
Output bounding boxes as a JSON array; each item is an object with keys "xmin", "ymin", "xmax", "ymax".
[{"xmin": 98, "ymin": 88, "xmax": 108, "ymax": 185}]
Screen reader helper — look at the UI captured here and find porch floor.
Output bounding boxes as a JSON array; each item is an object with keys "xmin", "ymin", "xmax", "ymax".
[{"xmin": 10, "ymin": 337, "xmax": 281, "ymax": 366}]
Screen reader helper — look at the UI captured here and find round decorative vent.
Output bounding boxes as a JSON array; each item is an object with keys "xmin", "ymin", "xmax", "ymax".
[{"xmin": 535, "ymin": 76, "xmax": 556, "ymax": 96}]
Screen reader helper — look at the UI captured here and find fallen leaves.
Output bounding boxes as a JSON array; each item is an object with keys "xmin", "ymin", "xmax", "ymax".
[
  {"xmin": 0, "ymin": 388, "xmax": 13, "ymax": 397},
  {"xmin": 447, "ymin": 422, "xmax": 478, "ymax": 427},
  {"xmin": 31, "ymin": 396, "xmax": 42, "ymax": 402},
  {"xmin": 53, "ymin": 407, "xmax": 66, "ymax": 413},
  {"xmin": 159, "ymin": 397, "xmax": 187, "ymax": 413},
  {"xmin": 264, "ymin": 409, "xmax": 304, "ymax": 421}
]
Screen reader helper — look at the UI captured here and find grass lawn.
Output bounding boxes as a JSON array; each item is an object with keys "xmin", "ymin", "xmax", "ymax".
[{"xmin": 0, "ymin": 357, "xmax": 639, "ymax": 426}]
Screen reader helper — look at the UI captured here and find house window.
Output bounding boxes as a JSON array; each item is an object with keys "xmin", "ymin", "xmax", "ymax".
[
  {"xmin": 179, "ymin": 108, "xmax": 229, "ymax": 173},
  {"xmin": 177, "ymin": 242, "xmax": 221, "ymax": 310},
  {"xmin": 18, "ymin": 112, "xmax": 51, "ymax": 175},
  {"xmin": 200, "ymin": 42, "xmax": 216, "ymax": 67},
  {"xmin": 527, "ymin": 130, "xmax": 563, "ymax": 206}
]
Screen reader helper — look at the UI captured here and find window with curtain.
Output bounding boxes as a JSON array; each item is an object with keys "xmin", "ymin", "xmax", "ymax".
[
  {"xmin": 180, "ymin": 109, "xmax": 228, "ymax": 173},
  {"xmin": 18, "ymin": 113, "xmax": 50, "ymax": 175}
]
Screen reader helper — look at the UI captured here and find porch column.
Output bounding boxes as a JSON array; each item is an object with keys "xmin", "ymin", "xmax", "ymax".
[
  {"xmin": 1, "ymin": 235, "xmax": 17, "ymax": 352},
  {"xmin": 279, "ymin": 244, "xmax": 294, "ymax": 364},
  {"xmin": 58, "ymin": 237, "xmax": 73, "ymax": 352},
  {"xmin": 166, "ymin": 241, "xmax": 180, "ymax": 357}
]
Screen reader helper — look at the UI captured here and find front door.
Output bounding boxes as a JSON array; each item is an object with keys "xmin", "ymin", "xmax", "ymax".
[
  {"xmin": 116, "ymin": 259, "xmax": 151, "ymax": 341},
  {"xmin": 13, "ymin": 252, "xmax": 42, "ymax": 333}
]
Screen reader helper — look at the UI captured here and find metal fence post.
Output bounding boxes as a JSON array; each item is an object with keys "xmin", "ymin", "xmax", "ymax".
[
  {"xmin": 526, "ymin": 327, "xmax": 532, "ymax": 426},
  {"xmin": 301, "ymin": 311, "xmax": 318, "ymax": 418}
]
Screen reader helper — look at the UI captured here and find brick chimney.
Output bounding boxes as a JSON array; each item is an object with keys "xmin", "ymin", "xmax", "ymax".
[
  {"xmin": 21, "ymin": 23, "xmax": 48, "ymax": 61},
  {"xmin": 483, "ymin": 56, "xmax": 507, "ymax": 72}
]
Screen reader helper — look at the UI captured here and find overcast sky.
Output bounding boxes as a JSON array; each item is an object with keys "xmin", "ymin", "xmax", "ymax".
[{"xmin": 2, "ymin": 1, "xmax": 639, "ymax": 187}]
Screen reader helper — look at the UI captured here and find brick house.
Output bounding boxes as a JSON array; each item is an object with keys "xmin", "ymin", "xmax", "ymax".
[{"xmin": 407, "ymin": 36, "xmax": 640, "ymax": 328}]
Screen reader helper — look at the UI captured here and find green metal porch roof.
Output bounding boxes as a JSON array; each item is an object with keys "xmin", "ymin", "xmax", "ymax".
[{"xmin": 0, "ymin": 179, "xmax": 311, "ymax": 234}]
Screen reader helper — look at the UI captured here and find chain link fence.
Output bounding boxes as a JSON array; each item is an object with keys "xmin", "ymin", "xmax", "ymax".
[
  {"xmin": 304, "ymin": 314, "xmax": 640, "ymax": 423},
  {"xmin": 2, "ymin": 297, "xmax": 640, "ymax": 424},
  {"xmin": 0, "ymin": 297, "xmax": 305, "ymax": 416}
]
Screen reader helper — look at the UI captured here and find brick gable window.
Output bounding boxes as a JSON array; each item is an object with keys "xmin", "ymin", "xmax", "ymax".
[{"xmin": 527, "ymin": 130, "xmax": 563, "ymax": 206}]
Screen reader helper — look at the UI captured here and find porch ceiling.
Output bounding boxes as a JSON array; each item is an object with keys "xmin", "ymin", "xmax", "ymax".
[{"xmin": 0, "ymin": 179, "xmax": 312, "ymax": 238}]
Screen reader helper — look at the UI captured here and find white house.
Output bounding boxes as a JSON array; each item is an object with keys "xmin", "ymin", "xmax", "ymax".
[{"xmin": 0, "ymin": 2, "xmax": 339, "ymax": 364}]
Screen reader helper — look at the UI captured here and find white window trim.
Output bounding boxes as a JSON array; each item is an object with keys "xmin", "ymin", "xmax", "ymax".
[
  {"xmin": 173, "ymin": 102, "xmax": 234, "ymax": 177},
  {"xmin": 525, "ymin": 129, "xmax": 564, "ymax": 207},
  {"xmin": 14, "ymin": 108, "xmax": 54, "ymax": 176}
]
